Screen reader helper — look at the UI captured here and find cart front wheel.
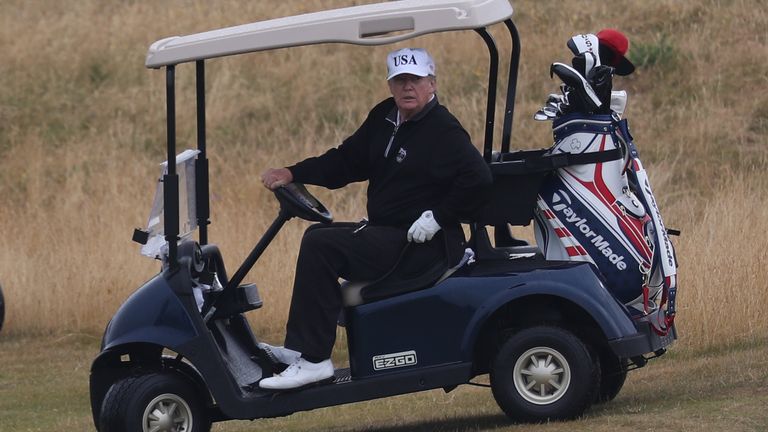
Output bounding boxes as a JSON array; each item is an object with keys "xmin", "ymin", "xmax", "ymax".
[{"xmin": 98, "ymin": 371, "xmax": 210, "ymax": 432}]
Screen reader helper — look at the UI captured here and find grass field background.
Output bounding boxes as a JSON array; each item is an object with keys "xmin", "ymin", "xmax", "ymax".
[
  {"xmin": 0, "ymin": 0, "xmax": 767, "ymax": 430},
  {"xmin": 1, "ymin": 334, "xmax": 766, "ymax": 431}
]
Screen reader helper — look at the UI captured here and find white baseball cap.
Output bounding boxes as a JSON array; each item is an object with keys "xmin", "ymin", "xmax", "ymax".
[{"xmin": 386, "ymin": 48, "xmax": 436, "ymax": 80}]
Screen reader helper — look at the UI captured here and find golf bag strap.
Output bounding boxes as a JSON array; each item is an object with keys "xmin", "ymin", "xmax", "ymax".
[
  {"xmin": 549, "ymin": 147, "xmax": 623, "ymax": 169},
  {"xmin": 617, "ymin": 118, "xmax": 679, "ymax": 336}
]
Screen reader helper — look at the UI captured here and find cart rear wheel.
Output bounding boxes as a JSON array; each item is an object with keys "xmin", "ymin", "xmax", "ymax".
[
  {"xmin": 98, "ymin": 371, "xmax": 211, "ymax": 432},
  {"xmin": 490, "ymin": 326, "xmax": 600, "ymax": 423},
  {"xmin": 595, "ymin": 353, "xmax": 628, "ymax": 403}
]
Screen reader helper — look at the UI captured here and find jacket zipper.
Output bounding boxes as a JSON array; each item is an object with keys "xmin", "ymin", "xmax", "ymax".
[{"xmin": 384, "ymin": 124, "xmax": 399, "ymax": 158}]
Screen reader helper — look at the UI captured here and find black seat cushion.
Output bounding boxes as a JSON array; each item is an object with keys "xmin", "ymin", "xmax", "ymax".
[{"xmin": 359, "ymin": 233, "xmax": 450, "ymax": 303}]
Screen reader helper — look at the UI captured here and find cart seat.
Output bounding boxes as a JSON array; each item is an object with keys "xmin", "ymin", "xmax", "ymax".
[
  {"xmin": 340, "ymin": 267, "xmax": 448, "ymax": 307},
  {"xmin": 339, "ymin": 248, "xmax": 475, "ymax": 307}
]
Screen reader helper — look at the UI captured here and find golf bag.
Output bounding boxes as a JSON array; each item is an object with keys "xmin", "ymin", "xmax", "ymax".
[
  {"xmin": 534, "ymin": 113, "xmax": 677, "ymax": 334},
  {"xmin": 533, "ymin": 34, "xmax": 678, "ymax": 335}
]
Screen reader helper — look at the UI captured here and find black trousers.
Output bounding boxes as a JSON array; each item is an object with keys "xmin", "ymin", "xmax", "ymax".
[{"xmin": 283, "ymin": 222, "xmax": 410, "ymax": 360}]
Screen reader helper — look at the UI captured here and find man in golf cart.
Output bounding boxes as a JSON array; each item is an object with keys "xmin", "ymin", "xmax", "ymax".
[{"xmin": 259, "ymin": 47, "xmax": 492, "ymax": 390}]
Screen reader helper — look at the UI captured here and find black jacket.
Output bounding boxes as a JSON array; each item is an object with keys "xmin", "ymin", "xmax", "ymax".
[{"xmin": 289, "ymin": 97, "xmax": 492, "ymax": 232}]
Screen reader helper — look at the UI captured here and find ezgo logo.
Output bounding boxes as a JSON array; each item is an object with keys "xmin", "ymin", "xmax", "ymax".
[{"xmin": 373, "ymin": 350, "xmax": 417, "ymax": 371}]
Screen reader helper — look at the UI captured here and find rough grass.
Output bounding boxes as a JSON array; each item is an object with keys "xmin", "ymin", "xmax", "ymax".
[
  {"xmin": 0, "ymin": 0, "xmax": 767, "ymax": 356},
  {"xmin": 1, "ymin": 334, "xmax": 766, "ymax": 431}
]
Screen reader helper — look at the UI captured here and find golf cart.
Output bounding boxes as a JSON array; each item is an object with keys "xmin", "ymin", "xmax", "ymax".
[{"xmin": 90, "ymin": 1, "xmax": 676, "ymax": 430}]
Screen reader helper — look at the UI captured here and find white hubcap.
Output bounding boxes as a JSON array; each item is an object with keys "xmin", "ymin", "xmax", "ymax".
[
  {"xmin": 143, "ymin": 393, "xmax": 193, "ymax": 432},
  {"xmin": 513, "ymin": 346, "xmax": 571, "ymax": 405}
]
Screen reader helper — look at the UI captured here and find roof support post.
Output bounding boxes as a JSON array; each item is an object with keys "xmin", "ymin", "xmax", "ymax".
[
  {"xmin": 195, "ymin": 60, "xmax": 211, "ymax": 245},
  {"xmin": 500, "ymin": 19, "xmax": 521, "ymax": 154},
  {"xmin": 474, "ymin": 28, "xmax": 499, "ymax": 163},
  {"xmin": 164, "ymin": 65, "xmax": 180, "ymax": 269}
]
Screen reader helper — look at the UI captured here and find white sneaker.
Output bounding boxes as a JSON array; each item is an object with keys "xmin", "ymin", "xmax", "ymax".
[
  {"xmin": 259, "ymin": 358, "xmax": 334, "ymax": 390},
  {"xmin": 257, "ymin": 343, "xmax": 301, "ymax": 365}
]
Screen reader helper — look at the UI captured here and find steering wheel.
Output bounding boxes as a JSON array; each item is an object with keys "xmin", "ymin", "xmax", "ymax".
[{"xmin": 274, "ymin": 183, "xmax": 333, "ymax": 223}]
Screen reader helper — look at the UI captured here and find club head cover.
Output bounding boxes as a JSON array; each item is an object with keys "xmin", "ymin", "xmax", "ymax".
[
  {"xmin": 586, "ymin": 65, "xmax": 615, "ymax": 112},
  {"xmin": 567, "ymin": 34, "xmax": 601, "ymax": 77},
  {"xmin": 571, "ymin": 51, "xmax": 601, "ymax": 79},
  {"xmin": 610, "ymin": 90, "xmax": 628, "ymax": 115},
  {"xmin": 550, "ymin": 62, "xmax": 602, "ymax": 113},
  {"xmin": 597, "ymin": 29, "xmax": 636, "ymax": 76}
]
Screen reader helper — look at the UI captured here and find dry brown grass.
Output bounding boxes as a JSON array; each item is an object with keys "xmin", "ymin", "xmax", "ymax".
[{"xmin": 0, "ymin": 0, "xmax": 767, "ymax": 358}]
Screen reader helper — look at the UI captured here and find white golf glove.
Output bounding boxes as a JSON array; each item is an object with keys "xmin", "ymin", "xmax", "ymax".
[{"xmin": 407, "ymin": 210, "xmax": 441, "ymax": 243}]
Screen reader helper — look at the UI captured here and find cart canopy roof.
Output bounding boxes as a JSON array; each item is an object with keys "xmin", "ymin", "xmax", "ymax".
[{"xmin": 145, "ymin": 0, "xmax": 513, "ymax": 68}]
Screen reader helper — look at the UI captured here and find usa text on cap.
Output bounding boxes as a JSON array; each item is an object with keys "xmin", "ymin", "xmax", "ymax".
[{"xmin": 387, "ymin": 48, "xmax": 436, "ymax": 80}]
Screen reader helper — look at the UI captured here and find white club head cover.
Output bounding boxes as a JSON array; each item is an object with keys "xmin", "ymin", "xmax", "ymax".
[
  {"xmin": 610, "ymin": 90, "xmax": 628, "ymax": 115},
  {"xmin": 407, "ymin": 210, "xmax": 441, "ymax": 243}
]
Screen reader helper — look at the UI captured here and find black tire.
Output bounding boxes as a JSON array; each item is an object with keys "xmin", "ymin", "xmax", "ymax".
[
  {"xmin": 595, "ymin": 352, "xmax": 628, "ymax": 403},
  {"xmin": 99, "ymin": 371, "xmax": 211, "ymax": 432},
  {"xmin": 0, "ymin": 283, "xmax": 5, "ymax": 333},
  {"xmin": 490, "ymin": 326, "xmax": 600, "ymax": 423}
]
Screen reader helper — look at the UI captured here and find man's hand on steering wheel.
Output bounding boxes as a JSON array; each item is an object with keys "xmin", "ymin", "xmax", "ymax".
[{"xmin": 261, "ymin": 168, "xmax": 293, "ymax": 190}]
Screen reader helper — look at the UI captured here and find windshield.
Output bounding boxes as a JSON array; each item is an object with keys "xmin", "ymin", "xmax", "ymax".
[{"xmin": 141, "ymin": 149, "xmax": 200, "ymax": 258}]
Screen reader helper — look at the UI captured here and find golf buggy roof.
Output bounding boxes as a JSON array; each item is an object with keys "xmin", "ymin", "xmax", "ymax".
[{"xmin": 146, "ymin": 0, "xmax": 513, "ymax": 68}]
